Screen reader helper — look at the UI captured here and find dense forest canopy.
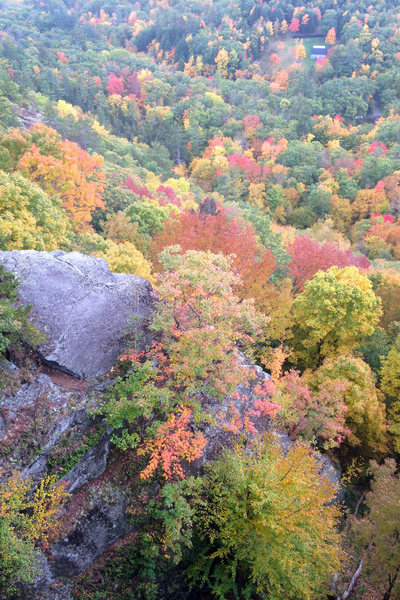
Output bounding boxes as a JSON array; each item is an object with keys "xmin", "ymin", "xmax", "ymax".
[{"xmin": 1, "ymin": 0, "xmax": 400, "ymax": 598}]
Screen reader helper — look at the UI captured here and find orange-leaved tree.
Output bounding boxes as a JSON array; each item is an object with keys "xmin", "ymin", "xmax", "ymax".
[
  {"xmin": 18, "ymin": 139, "xmax": 105, "ymax": 228},
  {"xmin": 325, "ymin": 27, "xmax": 336, "ymax": 45},
  {"xmin": 138, "ymin": 407, "xmax": 207, "ymax": 480},
  {"xmin": 0, "ymin": 124, "xmax": 105, "ymax": 228}
]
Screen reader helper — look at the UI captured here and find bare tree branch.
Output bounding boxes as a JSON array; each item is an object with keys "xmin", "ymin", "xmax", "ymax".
[{"xmin": 337, "ymin": 559, "xmax": 363, "ymax": 600}]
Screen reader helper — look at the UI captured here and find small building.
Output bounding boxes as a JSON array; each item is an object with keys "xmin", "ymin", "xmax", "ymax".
[{"xmin": 310, "ymin": 45, "xmax": 327, "ymax": 60}]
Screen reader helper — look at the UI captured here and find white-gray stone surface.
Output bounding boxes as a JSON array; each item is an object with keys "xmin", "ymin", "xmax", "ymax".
[{"xmin": 0, "ymin": 250, "xmax": 153, "ymax": 378}]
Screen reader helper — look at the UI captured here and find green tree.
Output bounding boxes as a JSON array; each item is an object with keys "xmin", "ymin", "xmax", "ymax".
[
  {"xmin": 379, "ymin": 334, "xmax": 400, "ymax": 451},
  {"xmin": 309, "ymin": 355, "xmax": 387, "ymax": 456},
  {"xmin": 292, "ymin": 266, "xmax": 382, "ymax": 368},
  {"xmin": 357, "ymin": 326, "xmax": 390, "ymax": 375},
  {"xmin": 308, "ymin": 186, "xmax": 332, "ymax": 218},
  {"xmin": 354, "ymin": 459, "xmax": 400, "ymax": 600},
  {"xmin": 329, "ymin": 42, "xmax": 363, "ymax": 77},
  {"xmin": 380, "ymin": 333, "xmax": 400, "ymax": 399},
  {"xmin": 183, "ymin": 437, "xmax": 342, "ymax": 600},
  {"xmin": 125, "ymin": 200, "xmax": 169, "ymax": 238},
  {"xmin": 0, "ymin": 264, "xmax": 44, "ymax": 365}
]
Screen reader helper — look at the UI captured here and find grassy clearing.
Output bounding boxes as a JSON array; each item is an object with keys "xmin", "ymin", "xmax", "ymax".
[
  {"xmin": 259, "ymin": 35, "xmax": 322, "ymax": 75},
  {"xmin": 258, "ymin": 36, "xmax": 297, "ymax": 75}
]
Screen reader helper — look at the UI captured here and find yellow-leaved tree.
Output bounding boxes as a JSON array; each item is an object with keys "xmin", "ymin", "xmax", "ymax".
[
  {"xmin": 0, "ymin": 471, "xmax": 68, "ymax": 595},
  {"xmin": 166, "ymin": 436, "xmax": 342, "ymax": 600},
  {"xmin": 98, "ymin": 241, "xmax": 154, "ymax": 282},
  {"xmin": 295, "ymin": 42, "xmax": 306, "ymax": 61},
  {"xmin": 309, "ymin": 355, "xmax": 387, "ymax": 456},
  {"xmin": 0, "ymin": 170, "xmax": 71, "ymax": 250},
  {"xmin": 292, "ymin": 266, "xmax": 382, "ymax": 368}
]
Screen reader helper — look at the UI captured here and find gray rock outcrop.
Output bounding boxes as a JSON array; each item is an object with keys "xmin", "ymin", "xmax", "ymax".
[
  {"xmin": 51, "ymin": 491, "xmax": 134, "ymax": 578},
  {"xmin": 0, "ymin": 373, "xmax": 76, "ymax": 469},
  {"xmin": 0, "ymin": 250, "xmax": 153, "ymax": 379}
]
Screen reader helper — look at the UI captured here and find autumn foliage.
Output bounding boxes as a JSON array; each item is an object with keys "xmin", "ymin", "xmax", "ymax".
[
  {"xmin": 152, "ymin": 246, "xmax": 267, "ymax": 397},
  {"xmin": 0, "ymin": 125, "xmax": 105, "ymax": 228},
  {"xmin": 3, "ymin": 0, "xmax": 400, "ymax": 595},
  {"xmin": 325, "ymin": 27, "xmax": 336, "ymax": 45},
  {"xmin": 0, "ymin": 471, "xmax": 68, "ymax": 590},
  {"xmin": 354, "ymin": 459, "xmax": 400, "ymax": 599},
  {"xmin": 287, "ymin": 235, "xmax": 370, "ymax": 292},
  {"xmin": 17, "ymin": 137, "xmax": 105, "ymax": 228},
  {"xmin": 103, "ymin": 247, "xmax": 268, "ymax": 480},
  {"xmin": 150, "ymin": 202, "xmax": 277, "ymax": 311},
  {"xmin": 138, "ymin": 407, "xmax": 207, "ymax": 480},
  {"xmin": 292, "ymin": 266, "xmax": 382, "ymax": 367},
  {"xmin": 189, "ymin": 438, "xmax": 342, "ymax": 600}
]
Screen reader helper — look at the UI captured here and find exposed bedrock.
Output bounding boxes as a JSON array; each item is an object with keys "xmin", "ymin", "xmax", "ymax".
[{"xmin": 0, "ymin": 250, "xmax": 154, "ymax": 379}]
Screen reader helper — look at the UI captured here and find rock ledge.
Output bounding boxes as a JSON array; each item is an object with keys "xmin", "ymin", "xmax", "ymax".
[{"xmin": 0, "ymin": 250, "xmax": 153, "ymax": 379}]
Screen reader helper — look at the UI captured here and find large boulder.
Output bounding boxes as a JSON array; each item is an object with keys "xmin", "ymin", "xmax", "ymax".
[{"xmin": 0, "ymin": 251, "xmax": 153, "ymax": 379}]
